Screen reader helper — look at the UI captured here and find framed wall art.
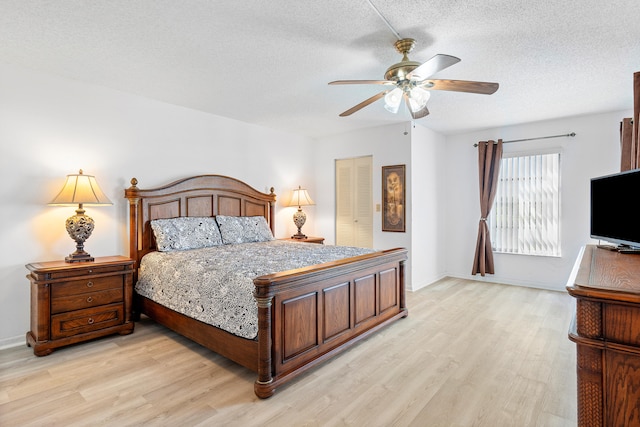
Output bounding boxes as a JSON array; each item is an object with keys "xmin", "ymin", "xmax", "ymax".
[{"xmin": 382, "ymin": 164, "xmax": 405, "ymax": 232}]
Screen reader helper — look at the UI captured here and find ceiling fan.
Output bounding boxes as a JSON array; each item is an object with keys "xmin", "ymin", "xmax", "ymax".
[{"xmin": 329, "ymin": 38, "xmax": 499, "ymax": 119}]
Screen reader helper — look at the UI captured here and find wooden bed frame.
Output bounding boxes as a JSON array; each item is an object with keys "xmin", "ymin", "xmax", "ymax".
[{"xmin": 125, "ymin": 174, "xmax": 408, "ymax": 398}]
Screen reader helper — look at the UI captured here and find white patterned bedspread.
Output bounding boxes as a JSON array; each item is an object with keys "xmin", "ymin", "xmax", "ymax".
[{"xmin": 136, "ymin": 240, "xmax": 375, "ymax": 339}]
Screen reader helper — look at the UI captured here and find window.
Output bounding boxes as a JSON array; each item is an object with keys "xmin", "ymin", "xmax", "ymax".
[{"xmin": 489, "ymin": 152, "xmax": 561, "ymax": 256}]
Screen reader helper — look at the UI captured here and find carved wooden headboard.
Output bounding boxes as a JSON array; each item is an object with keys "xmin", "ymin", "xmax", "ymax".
[{"xmin": 124, "ymin": 175, "xmax": 276, "ymax": 272}]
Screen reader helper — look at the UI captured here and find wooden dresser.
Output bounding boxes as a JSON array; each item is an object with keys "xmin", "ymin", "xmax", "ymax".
[
  {"xmin": 567, "ymin": 245, "xmax": 640, "ymax": 426},
  {"xmin": 26, "ymin": 256, "xmax": 134, "ymax": 356}
]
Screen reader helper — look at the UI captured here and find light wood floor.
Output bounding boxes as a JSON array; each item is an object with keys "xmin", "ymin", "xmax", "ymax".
[{"xmin": 0, "ymin": 278, "xmax": 577, "ymax": 426}]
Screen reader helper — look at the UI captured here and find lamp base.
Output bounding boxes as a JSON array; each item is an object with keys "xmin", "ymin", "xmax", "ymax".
[
  {"xmin": 292, "ymin": 208, "xmax": 307, "ymax": 240},
  {"xmin": 64, "ymin": 208, "xmax": 95, "ymax": 263},
  {"xmin": 65, "ymin": 252, "xmax": 94, "ymax": 263}
]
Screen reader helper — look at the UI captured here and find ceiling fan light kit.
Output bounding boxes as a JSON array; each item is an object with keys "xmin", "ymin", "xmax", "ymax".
[
  {"xmin": 407, "ymin": 86, "xmax": 430, "ymax": 112},
  {"xmin": 329, "ymin": 37, "xmax": 499, "ymax": 119},
  {"xmin": 384, "ymin": 88, "xmax": 402, "ymax": 113}
]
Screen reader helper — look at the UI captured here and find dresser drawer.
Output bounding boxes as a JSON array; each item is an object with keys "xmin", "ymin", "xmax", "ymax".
[
  {"xmin": 51, "ymin": 275, "xmax": 122, "ymax": 298},
  {"xmin": 51, "ymin": 304, "xmax": 124, "ymax": 339},
  {"xmin": 51, "ymin": 288, "xmax": 123, "ymax": 314}
]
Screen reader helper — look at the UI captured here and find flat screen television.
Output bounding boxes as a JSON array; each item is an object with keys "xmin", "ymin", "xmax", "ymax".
[{"xmin": 590, "ymin": 168, "xmax": 640, "ymax": 251}]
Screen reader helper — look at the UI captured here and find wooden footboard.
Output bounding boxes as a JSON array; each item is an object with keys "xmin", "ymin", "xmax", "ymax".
[{"xmin": 253, "ymin": 248, "xmax": 408, "ymax": 398}]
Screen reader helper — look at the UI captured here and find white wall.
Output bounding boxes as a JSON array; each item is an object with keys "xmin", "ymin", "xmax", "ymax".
[
  {"xmin": 0, "ymin": 62, "xmax": 316, "ymax": 347},
  {"xmin": 410, "ymin": 124, "xmax": 448, "ymax": 289},
  {"xmin": 443, "ymin": 110, "xmax": 632, "ymax": 290}
]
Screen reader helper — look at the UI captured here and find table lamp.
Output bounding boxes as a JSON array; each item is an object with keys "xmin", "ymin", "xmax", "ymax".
[
  {"xmin": 49, "ymin": 169, "xmax": 112, "ymax": 262},
  {"xmin": 287, "ymin": 186, "xmax": 315, "ymax": 239}
]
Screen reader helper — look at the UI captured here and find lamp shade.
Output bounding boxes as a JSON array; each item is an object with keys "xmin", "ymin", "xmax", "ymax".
[
  {"xmin": 288, "ymin": 186, "xmax": 314, "ymax": 208},
  {"xmin": 49, "ymin": 169, "xmax": 112, "ymax": 206}
]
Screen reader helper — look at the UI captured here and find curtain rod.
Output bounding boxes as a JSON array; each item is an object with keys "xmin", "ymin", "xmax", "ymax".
[{"xmin": 473, "ymin": 132, "xmax": 576, "ymax": 147}]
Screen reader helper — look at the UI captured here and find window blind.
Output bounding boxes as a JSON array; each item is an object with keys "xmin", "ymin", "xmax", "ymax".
[{"xmin": 489, "ymin": 152, "xmax": 561, "ymax": 256}]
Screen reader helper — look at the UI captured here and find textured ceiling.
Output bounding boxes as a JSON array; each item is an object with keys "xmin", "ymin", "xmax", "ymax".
[{"xmin": 1, "ymin": 1, "xmax": 638, "ymax": 138}]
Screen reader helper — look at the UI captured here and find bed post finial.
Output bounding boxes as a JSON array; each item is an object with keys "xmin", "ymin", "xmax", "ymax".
[
  {"xmin": 268, "ymin": 187, "xmax": 276, "ymax": 236},
  {"xmin": 129, "ymin": 177, "xmax": 138, "ymax": 189}
]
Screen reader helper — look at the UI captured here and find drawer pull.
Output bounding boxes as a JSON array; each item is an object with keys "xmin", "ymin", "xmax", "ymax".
[
  {"xmin": 86, "ymin": 281, "xmax": 94, "ymax": 288},
  {"xmin": 86, "ymin": 296, "xmax": 93, "ymax": 303},
  {"xmin": 88, "ymin": 318, "xmax": 94, "ymax": 325}
]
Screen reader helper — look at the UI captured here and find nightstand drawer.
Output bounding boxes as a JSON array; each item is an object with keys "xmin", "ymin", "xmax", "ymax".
[
  {"xmin": 51, "ymin": 288, "xmax": 123, "ymax": 314},
  {"xmin": 51, "ymin": 304, "xmax": 124, "ymax": 339},
  {"xmin": 47, "ymin": 263, "xmax": 130, "ymax": 280},
  {"xmin": 51, "ymin": 276, "xmax": 122, "ymax": 298}
]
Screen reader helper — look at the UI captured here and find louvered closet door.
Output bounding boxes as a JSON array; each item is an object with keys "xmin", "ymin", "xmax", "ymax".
[{"xmin": 335, "ymin": 156, "xmax": 373, "ymax": 248}]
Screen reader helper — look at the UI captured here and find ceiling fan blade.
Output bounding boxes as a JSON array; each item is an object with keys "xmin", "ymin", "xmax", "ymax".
[
  {"xmin": 403, "ymin": 94, "xmax": 430, "ymax": 119},
  {"xmin": 407, "ymin": 54, "xmax": 461, "ymax": 81},
  {"xmin": 329, "ymin": 80, "xmax": 395, "ymax": 86},
  {"xmin": 423, "ymin": 79, "xmax": 499, "ymax": 94},
  {"xmin": 339, "ymin": 90, "xmax": 390, "ymax": 117},
  {"xmin": 412, "ymin": 106, "xmax": 430, "ymax": 119}
]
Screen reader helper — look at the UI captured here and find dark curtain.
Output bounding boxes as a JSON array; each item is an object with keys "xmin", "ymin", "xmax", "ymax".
[
  {"xmin": 472, "ymin": 139, "xmax": 503, "ymax": 276},
  {"xmin": 620, "ymin": 71, "xmax": 640, "ymax": 171},
  {"xmin": 620, "ymin": 118, "xmax": 634, "ymax": 171},
  {"xmin": 635, "ymin": 71, "xmax": 640, "ymax": 169}
]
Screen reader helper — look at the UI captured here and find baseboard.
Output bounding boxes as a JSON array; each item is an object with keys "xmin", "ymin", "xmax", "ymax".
[
  {"xmin": 410, "ymin": 274, "xmax": 448, "ymax": 292},
  {"xmin": 445, "ymin": 274, "xmax": 565, "ymax": 292},
  {"xmin": 411, "ymin": 274, "xmax": 565, "ymax": 293},
  {"xmin": 0, "ymin": 335, "xmax": 25, "ymax": 351}
]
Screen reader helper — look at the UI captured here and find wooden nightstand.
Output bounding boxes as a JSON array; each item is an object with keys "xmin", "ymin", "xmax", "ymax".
[
  {"xmin": 280, "ymin": 236, "xmax": 325, "ymax": 244},
  {"xmin": 26, "ymin": 256, "xmax": 135, "ymax": 356}
]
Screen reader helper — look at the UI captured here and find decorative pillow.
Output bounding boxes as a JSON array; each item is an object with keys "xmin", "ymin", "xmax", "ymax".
[
  {"xmin": 150, "ymin": 217, "xmax": 223, "ymax": 251},
  {"xmin": 215, "ymin": 215, "xmax": 274, "ymax": 244}
]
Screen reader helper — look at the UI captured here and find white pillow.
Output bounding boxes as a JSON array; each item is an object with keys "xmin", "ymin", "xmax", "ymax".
[
  {"xmin": 150, "ymin": 217, "xmax": 223, "ymax": 251},
  {"xmin": 215, "ymin": 215, "xmax": 274, "ymax": 244}
]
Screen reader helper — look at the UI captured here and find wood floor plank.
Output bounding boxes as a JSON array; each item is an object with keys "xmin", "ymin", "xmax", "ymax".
[{"xmin": 0, "ymin": 278, "xmax": 577, "ymax": 426}]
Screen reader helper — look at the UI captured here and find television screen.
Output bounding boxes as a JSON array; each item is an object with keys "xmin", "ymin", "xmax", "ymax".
[{"xmin": 590, "ymin": 169, "xmax": 640, "ymax": 249}]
